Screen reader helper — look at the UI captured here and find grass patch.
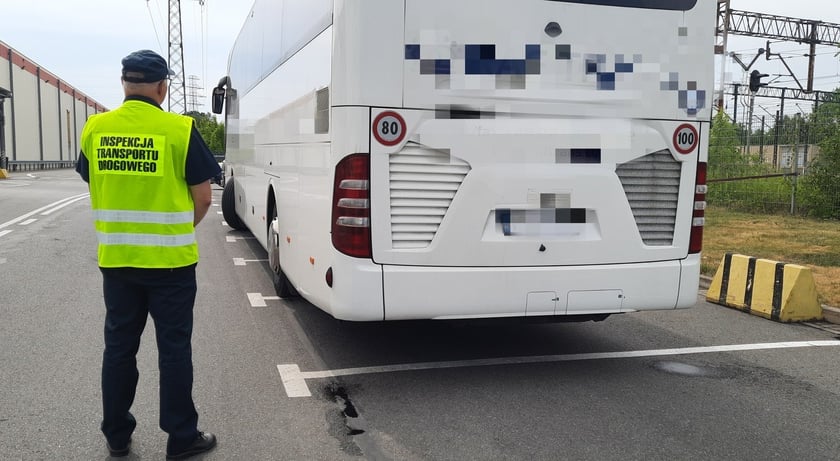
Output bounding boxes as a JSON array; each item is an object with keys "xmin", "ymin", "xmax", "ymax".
[{"xmin": 703, "ymin": 207, "xmax": 840, "ymax": 307}]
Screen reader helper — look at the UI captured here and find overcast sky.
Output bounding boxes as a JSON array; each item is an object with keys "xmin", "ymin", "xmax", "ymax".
[
  {"xmin": 1, "ymin": 0, "xmax": 252, "ymax": 110},
  {"xmin": 0, "ymin": 0, "xmax": 838, "ymax": 111}
]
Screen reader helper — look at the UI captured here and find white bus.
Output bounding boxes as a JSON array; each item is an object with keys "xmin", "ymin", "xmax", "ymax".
[{"xmin": 212, "ymin": 0, "xmax": 714, "ymax": 321}]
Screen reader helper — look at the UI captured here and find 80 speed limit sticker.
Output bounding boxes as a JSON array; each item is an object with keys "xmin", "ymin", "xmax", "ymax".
[
  {"xmin": 673, "ymin": 124, "xmax": 699, "ymax": 155},
  {"xmin": 373, "ymin": 111, "xmax": 407, "ymax": 146}
]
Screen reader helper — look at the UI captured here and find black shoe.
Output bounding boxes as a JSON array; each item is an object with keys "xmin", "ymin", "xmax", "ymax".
[
  {"xmin": 106, "ymin": 438, "xmax": 131, "ymax": 457},
  {"xmin": 166, "ymin": 432, "xmax": 217, "ymax": 460}
]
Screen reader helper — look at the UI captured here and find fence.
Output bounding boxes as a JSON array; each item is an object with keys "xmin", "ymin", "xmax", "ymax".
[
  {"xmin": 709, "ymin": 101, "xmax": 840, "ymax": 219},
  {"xmin": 707, "ymin": 153, "xmax": 840, "ymax": 218},
  {"xmin": 5, "ymin": 160, "xmax": 76, "ymax": 172}
]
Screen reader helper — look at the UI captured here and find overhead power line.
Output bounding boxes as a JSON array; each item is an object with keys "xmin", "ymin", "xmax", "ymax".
[{"xmin": 145, "ymin": 1, "xmax": 165, "ymax": 54}]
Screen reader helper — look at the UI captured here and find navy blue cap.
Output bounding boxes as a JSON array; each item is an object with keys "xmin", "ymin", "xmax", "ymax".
[{"xmin": 121, "ymin": 50, "xmax": 174, "ymax": 83}]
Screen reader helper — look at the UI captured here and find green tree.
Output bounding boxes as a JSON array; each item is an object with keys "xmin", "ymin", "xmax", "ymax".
[
  {"xmin": 709, "ymin": 111, "xmax": 756, "ymax": 178},
  {"xmin": 798, "ymin": 89, "xmax": 840, "ymax": 219},
  {"xmin": 708, "ymin": 111, "xmax": 791, "ymax": 213},
  {"xmin": 709, "ymin": 113, "xmax": 738, "ymax": 162},
  {"xmin": 210, "ymin": 123, "xmax": 225, "ymax": 154},
  {"xmin": 186, "ymin": 111, "xmax": 225, "ymax": 154}
]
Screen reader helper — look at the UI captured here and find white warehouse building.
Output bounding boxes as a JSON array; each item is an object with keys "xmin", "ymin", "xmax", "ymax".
[{"xmin": 0, "ymin": 40, "xmax": 107, "ymax": 172}]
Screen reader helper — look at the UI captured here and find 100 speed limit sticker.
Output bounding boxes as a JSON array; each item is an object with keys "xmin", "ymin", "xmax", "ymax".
[
  {"xmin": 372, "ymin": 111, "xmax": 407, "ymax": 147},
  {"xmin": 673, "ymin": 124, "xmax": 699, "ymax": 155}
]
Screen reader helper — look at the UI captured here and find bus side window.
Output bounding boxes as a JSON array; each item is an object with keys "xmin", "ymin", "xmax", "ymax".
[{"xmin": 315, "ymin": 87, "xmax": 329, "ymax": 134}]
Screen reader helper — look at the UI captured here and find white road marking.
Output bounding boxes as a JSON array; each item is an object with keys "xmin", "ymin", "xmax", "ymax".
[
  {"xmin": 0, "ymin": 230, "xmax": 12, "ymax": 238},
  {"xmin": 18, "ymin": 219, "xmax": 37, "ymax": 226},
  {"xmin": 278, "ymin": 365, "xmax": 311, "ymax": 397},
  {"xmin": 0, "ymin": 181, "xmax": 29, "ymax": 187},
  {"xmin": 277, "ymin": 340, "xmax": 840, "ymax": 398},
  {"xmin": 222, "ymin": 221, "xmax": 228, "ymax": 226},
  {"xmin": 234, "ymin": 258, "xmax": 268, "ymax": 266},
  {"xmin": 247, "ymin": 292, "xmax": 281, "ymax": 307},
  {"xmin": 40, "ymin": 194, "xmax": 89, "ymax": 215},
  {"xmin": 0, "ymin": 193, "xmax": 89, "ymax": 230},
  {"xmin": 217, "ymin": 211, "xmax": 223, "ymax": 215},
  {"xmin": 226, "ymin": 236, "xmax": 256, "ymax": 243}
]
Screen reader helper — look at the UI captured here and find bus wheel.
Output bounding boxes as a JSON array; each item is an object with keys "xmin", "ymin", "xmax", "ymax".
[
  {"xmin": 268, "ymin": 204, "xmax": 299, "ymax": 298},
  {"xmin": 221, "ymin": 178, "xmax": 247, "ymax": 231}
]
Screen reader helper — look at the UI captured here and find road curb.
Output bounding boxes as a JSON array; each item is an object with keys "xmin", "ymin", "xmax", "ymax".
[
  {"xmin": 700, "ymin": 275, "xmax": 839, "ymax": 325},
  {"xmin": 823, "ymin": 305, "xmax": 840, "ymax": 325}
]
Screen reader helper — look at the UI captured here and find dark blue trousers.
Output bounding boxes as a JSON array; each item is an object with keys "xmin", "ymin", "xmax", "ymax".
[{"xmin": 100, "ymin": 264, "xmax": 200, "ymax": 453}]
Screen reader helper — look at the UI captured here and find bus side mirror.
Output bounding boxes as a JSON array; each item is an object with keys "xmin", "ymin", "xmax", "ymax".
[
  {"xmin": 211, "ymin": 86, "xmax": 225, "ymax": 115},
  {"xmin": 211, "ymin": 76, "xmax": 230, "ymax": 115}
]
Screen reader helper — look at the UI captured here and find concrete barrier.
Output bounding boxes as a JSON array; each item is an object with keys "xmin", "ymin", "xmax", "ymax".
[{"xmin": 706, "ymin": 253, "xmax": 823, "ymax": 322}]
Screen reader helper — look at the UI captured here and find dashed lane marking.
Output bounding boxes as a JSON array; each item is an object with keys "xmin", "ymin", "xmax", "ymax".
[
  {"xmin": 226, "ymin": 236, "xmax": 256, "ymax": 243},
  {"xmin": 247, "ymin": 292, "xmax": 281, "ymax": 307},
  {"xmin": 0, "ymin": 193, "xmax": 89, "ymax": 230},
  {"xmin": 19, "ymin": 219, "xmax": 37, "ymax": 226},
  {"xmin": 0, "ymin": 230, "xmax": 12, "ymax": 239},
  {"xmin": 277, "ymin": 340, "xmax": 840, "ymax": 398},
  {"xmin": 234, "ymin": 258, "xmax": 268, "ymax": 266},
  {"xmin": 0, "ymin": 194, "xmax": 90, "ymax": 229}
]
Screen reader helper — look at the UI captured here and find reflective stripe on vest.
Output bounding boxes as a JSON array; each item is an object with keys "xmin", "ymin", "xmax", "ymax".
[
  {"xmin": 96, "ymin": 232, "xmax": 196, "ymax": 247},
  {"xmin": 93, "ymin": 210, "xmax": 194, "ymax": 225}
]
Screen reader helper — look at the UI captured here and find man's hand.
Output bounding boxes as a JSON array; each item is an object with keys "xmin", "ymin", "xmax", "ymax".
[{"xmin": 189, "ymin": 180, "xmax": 213, "ymax": 226}]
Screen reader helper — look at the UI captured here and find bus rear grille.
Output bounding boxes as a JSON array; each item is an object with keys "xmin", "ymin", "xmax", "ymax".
[
  {"xmin": 615, "ymin": 150, "xmax": 681, "ymax": 246},
  {"xmin": 389, "ymin": 146, "xmax": 470, "ymax": 249}
]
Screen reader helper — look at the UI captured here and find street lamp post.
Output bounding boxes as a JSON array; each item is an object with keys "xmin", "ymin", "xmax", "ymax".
[{"xmin": 0, "ymin": 87, "xmax": 12, "ymax": 176}]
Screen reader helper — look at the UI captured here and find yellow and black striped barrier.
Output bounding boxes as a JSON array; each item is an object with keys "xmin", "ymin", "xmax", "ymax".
[{"xmin": 706, "ymin": 253, "xmax": 823, "ymax": 322}]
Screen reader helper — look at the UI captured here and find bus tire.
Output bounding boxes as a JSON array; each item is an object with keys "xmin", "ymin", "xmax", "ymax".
[
  {"xmin": 222, "ymin": 178, "xmax": 247, "ymax": 231},
  {"xmin": 268, "ymin": 202, "xmax": 299, "ymax": 298}
]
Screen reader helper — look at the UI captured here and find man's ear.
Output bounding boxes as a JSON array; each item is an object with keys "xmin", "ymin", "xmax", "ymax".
[{"xmin": 158, "ymin": 80, "xmax": 168, "ymax": 101}]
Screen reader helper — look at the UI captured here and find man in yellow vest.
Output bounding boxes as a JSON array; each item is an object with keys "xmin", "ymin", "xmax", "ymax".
[{"xmin": 76, "ymin": 50, "xmax": 220, "ymax": 460}]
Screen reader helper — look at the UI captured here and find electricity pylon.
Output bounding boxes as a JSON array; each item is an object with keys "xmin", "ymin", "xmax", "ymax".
[{"xmin": 168, "ymin": 0, "xmax": 186, "ymax": 114}]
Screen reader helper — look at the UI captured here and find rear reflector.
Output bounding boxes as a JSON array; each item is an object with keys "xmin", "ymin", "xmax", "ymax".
[{"xmin": 689, "ymin": 162, "xmax": 706, "ymax": 254}]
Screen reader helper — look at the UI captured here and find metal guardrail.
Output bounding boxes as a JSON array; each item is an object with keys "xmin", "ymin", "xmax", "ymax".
[{"xmin": 6, "ymin": 161, "xmax": 76, "ymax": 172}]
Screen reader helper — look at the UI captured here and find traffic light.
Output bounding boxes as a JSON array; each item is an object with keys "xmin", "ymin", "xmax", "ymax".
[{"xmin": 749, "ymin": 70, "xmax": 769, "ymax": 93}]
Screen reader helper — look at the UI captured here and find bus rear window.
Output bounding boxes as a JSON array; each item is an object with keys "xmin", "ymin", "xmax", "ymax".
[{"xmin": 546, "ymin": 0, "xmax": 697, "ymax": 11}]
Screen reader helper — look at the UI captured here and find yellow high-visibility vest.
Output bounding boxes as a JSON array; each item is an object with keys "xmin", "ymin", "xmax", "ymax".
[{"xmin": 81, "ymin": 100, "xmax": 197, "ymax": 268}]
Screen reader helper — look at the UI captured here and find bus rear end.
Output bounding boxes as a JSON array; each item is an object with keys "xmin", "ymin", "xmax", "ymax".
[{"xmin": 329, "ymin": 0, "xmax": 713, "ymax": 320}]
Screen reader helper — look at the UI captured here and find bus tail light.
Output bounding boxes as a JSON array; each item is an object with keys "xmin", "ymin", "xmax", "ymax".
[
  {"xmin": 689, "ymin": 161, "xmax": 707, "ymax": 254},
  {"xmin": 332, "ymin": 154, "xmax": 371, "ymax": 258}
]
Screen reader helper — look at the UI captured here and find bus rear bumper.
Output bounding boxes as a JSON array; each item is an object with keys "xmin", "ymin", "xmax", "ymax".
[
  {"xmin": 380, "ymin": 256, "xmax": 701, "ymax": 321},
  {"xmin": 322, "ymin": 254, "xmax": 701, "ymax": 321}
]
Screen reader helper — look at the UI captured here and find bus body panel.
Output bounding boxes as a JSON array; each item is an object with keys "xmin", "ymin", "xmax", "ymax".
[
  {"xmin": 221, "ymin": 0, "xmax": 715, "ymax": 320},
  {"xmin": 228, "ymin": 22, "xmax": 333, "ymax": 303},
  {"xmin": 677, "ymin": 254, "xmax": 702, "ymax": 309},
  {"xmin": 369, "ymin": 111, "xmax": 703, "ymax": 267},
  {"xmin": 403, "ymin": 0, "xmax": 715, "ymax": 121},
  {"xmin": 325, "ymin": 252, "xmax": 385, "ymax": 321},
  {"xmin": 332, "ymin": 0, "xmax": 404, "ymax": 108}
]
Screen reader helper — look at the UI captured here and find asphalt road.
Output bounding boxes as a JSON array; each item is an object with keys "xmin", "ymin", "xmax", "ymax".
[{"xmin": 1, "ymin": 169, "xmax": 839, "ymax": 460}]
